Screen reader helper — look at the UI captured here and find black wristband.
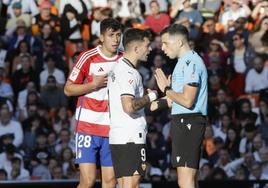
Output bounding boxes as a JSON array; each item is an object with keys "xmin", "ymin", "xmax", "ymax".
[{"xmin": 164, "ymin": 86, "xmax": 171, "ymax": 95}]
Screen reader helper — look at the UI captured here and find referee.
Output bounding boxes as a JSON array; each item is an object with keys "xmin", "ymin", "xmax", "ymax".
[{"xmin": 153, "ymin": 24, "xmax": 208, "ymax": 188}]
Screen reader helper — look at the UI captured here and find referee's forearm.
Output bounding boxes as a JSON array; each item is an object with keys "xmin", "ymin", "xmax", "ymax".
[{"xmin": 166, "ymin": 90, "xmax": 193, "ymax": 109}]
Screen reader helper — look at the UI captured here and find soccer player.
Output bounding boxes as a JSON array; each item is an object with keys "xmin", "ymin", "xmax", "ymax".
[
  {"xmin": 107, "ymin": 28, "xmax": 157, "ymax": 188},
  {"xmin": 64, "ymin": 18, "xmax": 122, "ymax": 188},
  {"xmin": 152, "ymin": 24, "xmax": 208, "ymax": 188}
]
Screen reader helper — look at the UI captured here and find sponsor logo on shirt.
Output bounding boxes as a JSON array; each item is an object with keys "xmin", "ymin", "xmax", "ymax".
[{"xmin": 98, "ymin": 67, "xmax": 104, "ymax": 72}]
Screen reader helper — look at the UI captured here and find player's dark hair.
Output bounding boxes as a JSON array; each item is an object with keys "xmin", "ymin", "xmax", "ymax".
[
  {"xmin": 123, "ymin": 28, "xmax": 150, "ymax": 50},
  {"xmin": 160, "ymin": 24, "xmax": 189, "ymax": 42},
  {"xmin": 100, "ymin": 18, "xmax": 122, "ymax": 34}
]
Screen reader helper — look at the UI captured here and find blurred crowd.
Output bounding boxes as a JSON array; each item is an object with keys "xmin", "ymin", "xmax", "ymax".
[{"xmin": 0, "ymin": 0, "xmax": 268, "ymax": 182}]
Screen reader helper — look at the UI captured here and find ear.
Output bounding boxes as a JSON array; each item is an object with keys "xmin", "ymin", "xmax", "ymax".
[
  {"xmin": 99, "ymin": 34, "xmax": 104, "ymax": 43},
  {"xmin": 177, "ymin": 38, "xmax": 183, "ymax": 47},
  {"xmin": 134, "ymin": 46, "xmax": 139, "ymax": 54}
]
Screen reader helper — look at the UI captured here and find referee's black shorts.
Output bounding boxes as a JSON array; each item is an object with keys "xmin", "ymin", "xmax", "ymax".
[
  {"xmin": 110, "ymin": 143, "xmax": 146, "ymax": 178},
  {"xmin": 170, "ymin": 113, "xmax": 207, "ymax": 169}
]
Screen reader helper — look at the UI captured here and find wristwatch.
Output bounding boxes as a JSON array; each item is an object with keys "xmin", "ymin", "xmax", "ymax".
[{"xmin": 164, "ymin": 86, "xmax": 171, "ymax": 95}]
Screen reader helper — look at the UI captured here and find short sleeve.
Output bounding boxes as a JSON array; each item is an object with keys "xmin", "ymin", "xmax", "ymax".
[
  {"xmin": 68, "ymin": 52, "xmax": 90, "ymax": 84},
  {"xmin": 184, "ymin": 61, "xmax": 200, "ymax": 87},
  {"xmin": 117, "ymin": 71, "xmax": 136, "ymax": 97}
]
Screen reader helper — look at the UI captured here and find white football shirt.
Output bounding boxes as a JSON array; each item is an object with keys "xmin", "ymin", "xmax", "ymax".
[{"xmin": 108, "ymin": 57, "xmax": 147, "ymax": 144}]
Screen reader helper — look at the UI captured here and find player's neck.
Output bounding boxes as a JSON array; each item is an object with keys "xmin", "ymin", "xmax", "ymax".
[
  {"xmin": 99, "ymin": 46, "xmax": 116, "ymax": 58},
  {"xmin": 178, "ymin": 45, "xmax": 191, "ymax": 58},
  {"xmin": 123, "ymin": 54, "xmax": 138, "ymax": 68}
]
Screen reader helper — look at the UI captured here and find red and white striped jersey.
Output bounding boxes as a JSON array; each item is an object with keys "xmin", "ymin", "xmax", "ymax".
[{"xmin": 68, "ymin": 45, "xmax": 123, "ymax": 137}]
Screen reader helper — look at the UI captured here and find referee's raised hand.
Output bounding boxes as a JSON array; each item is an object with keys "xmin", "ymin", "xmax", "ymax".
[{"xmin": 154, "ymin": 68, "xmax": 170, "ymax": 92}]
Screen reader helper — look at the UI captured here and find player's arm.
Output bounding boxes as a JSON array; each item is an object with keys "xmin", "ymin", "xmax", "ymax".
[
  {"xmin": 64, "ymin": 74, "xmax": 107, "ymax": 96},
  {"xmin": 121, "ymin": 90, "xmax": 157, "ymax": 114},
  {"xmin": 121, "ymin": 95, "xmax": 149, "ymax": 114},
  {"xmin": 149, "ymin": 96, "xmax": 172, "ymax": 111}
]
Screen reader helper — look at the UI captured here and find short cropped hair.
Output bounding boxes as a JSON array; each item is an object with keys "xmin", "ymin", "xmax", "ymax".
[
  {"xmin": 123, "ymin": 28, "xmax": 150, "ymax": 50},
  {"xmin": 100, "ymin": 18, "xmax": 122, "ymax": 34},
  {"xmin": 160, "ymin": 24, "xmax": 189, "ymax": 41}
]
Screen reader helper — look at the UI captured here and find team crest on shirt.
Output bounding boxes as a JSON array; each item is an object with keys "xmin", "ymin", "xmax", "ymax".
[
  {"xmin": 70, "ymin": 67, "xmax": 80, "ymax": 82},
  {"xmin": 141, "ymin": 163, "xmax": 146, "ymax": 171}
]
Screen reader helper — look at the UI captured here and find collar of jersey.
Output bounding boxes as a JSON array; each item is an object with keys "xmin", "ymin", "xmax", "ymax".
[{"xmin": 122, "ymin": 58, "xmax": 136, "ymax": 69}]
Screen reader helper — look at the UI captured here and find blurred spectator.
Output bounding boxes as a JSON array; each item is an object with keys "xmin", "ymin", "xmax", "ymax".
[
  {"xmin": 225, "ymin": 128, "xmax": 241, "ymax": 159},
  {"xmin": 239, "ymin": 123, "xmax": 257, "ymax": 156},
  {"xmin": 252, "ymin": 134, "xmax": 265, "ymax": 162},
  {"xmin": 220, "ymin": 0, "xmax": 251, "ymax": 32},
  {"xmin": 0, "ymin": 144, "xmax": 23, "ymax": 172},
  {"xmin": 227, "ymin": 33, "xmax": 255, "ymax": 96},
  {"xmin": 202, "ymin": 39, "xmax": 228, "ymax": 69},
  {"xmin": 60, "ymin": 147, "xmax": 74, "ymax": 177},
  {"xmin": 141, "ymin": 0, "xmax": 168, "ymax": 15},
  {"xmin": 32, "ymin": 0, "xmax": 60, "ymax": 36},
  {"xmin": 197, "ymin": 0, "xmax": 222, "ymax": 16},
  {"xmin": 249, "ymin": 162, "xmax": 268, "ymax": 180},
  {"xmin": 176, "ymin": 0, "xmax": 203, "ymax": 28},
  {"xmin": 52, "ymin": 107, "xmax": 72, "ymax": 134},
  {"xmin": 251, "ymin": 0, "xmax": 268, "ymax": 21},
  {"xmin": 7, "ymin": 157, "xmax": 29, "ymax": 180},
  {"xmin": 11, "ymin": 53, "xmax": 38, "ymax": 97},
  {"xmin": 0, "ymin": 39, "xmax": 7, "ymax": 69},
  {"xmin": 199, "ymin": 162, "xmax": 213, "ymax": 180},
  {"xmin": 4, "ymin": 0, "xmax": 39, "ymax": 18},
  {"xmin": 6, "ymin": 20, "xmax": 38, "ymax": 52},
  {"xmin": 249, "ymin": 16, "xmax": 268, "ymax": 51},
  {"xmin": 0, "ymin": 67, "xmax": 13, "ymax": 101},
  {"xmin": 203, "ymin": 125, "xmax": 217, "ymax": 162},
  {"xmin": 30, "ymin": 149, "xmax": 51, "ymax": 180},
  {"xmin": 59, "ymin": 0, "xmax": 92, "ymax": 19},
  {"xmin": 40, "ymin": 75, "xmax": 68, "ymax": 109},
  {"xmin": 51, "ymin": 165, "xmax": 65, "ymax": 179},
  {"xmin": 260, "ymin": 32, "xmax": 268, "ymax": 57},
  {"xmin": 196, "ymin": 18, "xmax": 225, "ymax": 53},
  {"xmin": 5, "ymin": 2, "xmax": 31, "ymax": 31},
  {"xmin": 214, "ymin": 148, "xmax": 244, "ymax": 177},
  {"xmin": 60, "ymin": 4, "xmax": 83, "ymax": 62},
  {"xmin": 111, "ymin": 0, "xmax": 142, "ymax": 22},
  {"xmin": 234, "ymin": 166, "xmax": 248, "ymax": 180},
  {"xmin": 39, "ymin": 54, "xmax": 65, "ymax": 89},
  {"xmin": 259, "ymin": 147, "xmax": 268, "ymax": 176},
  {"xmin": 9, "ymin": 40, "xmax": 35, "ymax": 74},
  {"xmin": 226, "ymin": 17, "xmax": 250, "ymax": 49},
  {"xmin": 214, "ymin": 114, "xmax": 233, "ymax": 142},
  {"xmin": 17, "ymin": 81, "xmax": 36, "ymax": 113},
  {"xmin": 144, "ymin": 0, "xmax": 170, "ymax": 34},
  {"xmin": 0, "ymin": 169, "xmax": 8, "ymax": 180},
  {"xmin": 0, "ymin": 133, "xmax": 14, "ymax": 153},
  {"xmin": 175, "ymin": 16, "xmax": 199, "ymax": 39},
  {"xmin": 245, "ymin": 54, "xmax": 268, "ymax": 93},
  {"xmin": 0, "ymin": 105, "xmax": 23, "ymax": 147},
  {"xmin": 47, "ymin": 131, "xmax": 57, "ymax": 150},
  {"xmin": 91, "ymin": 7, "xmax": 112, "ymax": 37},
  {"xmin": 22, "ymin": 117, "xmax": 49, "ymax": 154},
  {"xmin": 206, "ymin": 167, "xmax": 228, "ymax": 180},
  {"xmin": 55, "ymin": 128, "xmax": 75, "ymax": 154}
]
